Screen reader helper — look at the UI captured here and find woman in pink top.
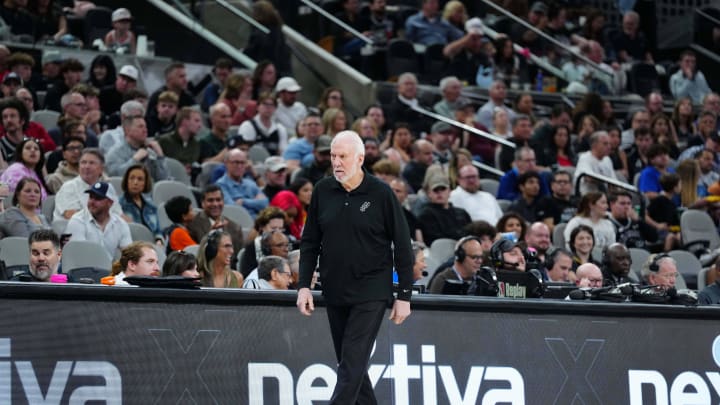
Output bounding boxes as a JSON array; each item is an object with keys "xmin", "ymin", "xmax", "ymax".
[{"xmin": 0, "ymin": 138, "xmax": 48, "ymax": 201}]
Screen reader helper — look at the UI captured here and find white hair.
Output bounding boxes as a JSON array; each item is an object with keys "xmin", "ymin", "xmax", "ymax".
[
  {"xmin": 439, "ymin": 76, "xmax": 460, "ymax": 91},
  {"xmin": 398, "ymin": 72, "xmax": 418, "ymax": 85},
  {"xmin": 331, "ymin": 130, "xmax": 365, "ymax": 157}
]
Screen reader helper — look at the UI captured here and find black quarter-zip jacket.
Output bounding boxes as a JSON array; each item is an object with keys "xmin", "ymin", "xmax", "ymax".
[{"xmin": 299, "ymin": 171, "xmax": 414, "ymax": 304}]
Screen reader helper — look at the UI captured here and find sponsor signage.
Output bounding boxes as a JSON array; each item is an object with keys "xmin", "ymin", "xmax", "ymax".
[{"xmin": 1, "ymin": 285, "xmax": 719, "ymax": 404}]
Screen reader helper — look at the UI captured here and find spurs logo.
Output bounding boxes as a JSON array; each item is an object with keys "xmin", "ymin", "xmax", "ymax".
[{"xmin": 360, "ymin": 201, "xmax": 371, "ymax": 212}]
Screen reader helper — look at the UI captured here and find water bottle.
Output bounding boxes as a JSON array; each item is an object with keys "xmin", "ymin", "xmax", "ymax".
[{"xmin": 535, "ymin": 70, "xmax": 544, "ymax": 92}]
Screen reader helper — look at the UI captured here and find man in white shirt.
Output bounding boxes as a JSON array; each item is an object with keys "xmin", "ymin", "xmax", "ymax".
[
  {"xmin": 449, "ymin": 164, "xmax": 503, "ymax": 224},
  {"xmin": 574, "ymin": 131, "xmax": 619, "ymax": 195},
  {"xmin": 65, "ymin": 181, "xmax": 132, "ymax": 260},
  {"xmin": 274, "ymin": 77, "xmax": 307, "ymax": 138},
  {"xmin": 54, "ymin": 148, "xmax": 123, "ymax": 220}
]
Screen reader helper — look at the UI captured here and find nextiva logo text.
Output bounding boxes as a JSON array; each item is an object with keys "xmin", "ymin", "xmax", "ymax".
[
  {"xmin": 628, "ymin": 335, "xmax": 720, "ymax": 404},
  {"xmin": 248, "ymin": 343, "xmax": 525, "ymax": 404},
  {"xmin": 0, "ymin": 338, "xmax": 121, "ymax": 403}
]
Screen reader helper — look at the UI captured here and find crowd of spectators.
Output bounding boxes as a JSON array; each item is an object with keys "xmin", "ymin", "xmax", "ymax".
[{"xmin": 1, "ymin": 1, "xmax": 720, "ymax": 303}]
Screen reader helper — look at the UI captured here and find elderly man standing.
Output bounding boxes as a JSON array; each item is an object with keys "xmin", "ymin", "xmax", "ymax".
[
  {"xmin": 297, "ymin": 130, "xmax": 412, "ymax": 405},
  {"xmin": 216, "ymin": 148, "xmax": 268, "ymax": 217}
]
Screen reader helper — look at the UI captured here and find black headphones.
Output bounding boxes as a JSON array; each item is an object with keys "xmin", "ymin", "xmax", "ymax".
[
  {"xmin": 454, "ymin": 236, "xmax": 482, "ymax": 262},
  {"xmin": 545, "ymin": 247, "xmax": 572, "ymax": 270},
  {"xmin": 490, "ymin": 238, "xmax": 515, "ymax": 269},
  {"xmin": 649, "ymin": 253, "xmax": 670, "ymax": 273},
  {"xmin": 204, "ymin": 230, "xmax": 222, "ymax": 262}
]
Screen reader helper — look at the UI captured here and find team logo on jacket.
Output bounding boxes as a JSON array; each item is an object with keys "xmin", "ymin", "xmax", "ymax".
[{"xmin": 360, "ymin": 201, "xmax": 371, "ymax": 212}]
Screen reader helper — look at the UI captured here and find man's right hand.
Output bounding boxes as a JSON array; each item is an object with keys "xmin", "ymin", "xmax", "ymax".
[{"xmin": 296, "ymin": 287, "xmax": 314, "ymax": 316}]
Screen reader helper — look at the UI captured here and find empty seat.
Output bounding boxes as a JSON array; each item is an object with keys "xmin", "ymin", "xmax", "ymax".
[
  {"xmin": 668, "ymin": 250, "xmax": 703, "ymax": 290},
  {"xmin": 628, "ymin": 247, "xmax": 650, "ymax": 283},
  {"xmin": 128, "ymin": 222, "xmax": 155, "ymax": 242},
  {"xmin": 30, "ymin": 110, "xmax": 60, "ymax": 130},
  {"xmin": 152, "ymin": 180, "xmax": 198, "ymax": 208},
  {"xmin": 165, "ymin": 157, "xmax": 191, "ymax": 185},
  {"xmin": 61, "ymin": 240, "xmax": 112, "ymax": 274},
  {"xmin": 479, "ymin": 178, "xmax": 500, "ymax": 196},
  {"xmin": 386, "ymin": 39, "xmax": 420, "ymax": 80},
  {"xmin": 222, "ymin": 205, "xmax": 254, "ymax": 230},
  {"xmin": 0, "ymin": 236, "xmax": 30, "ymax": 279}
]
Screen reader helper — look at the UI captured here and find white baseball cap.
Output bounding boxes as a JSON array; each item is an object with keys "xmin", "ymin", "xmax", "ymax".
[
  {"xmin": 275, "ymin": 77, "xmax": 302, "ymax": 93},
  {"xmin": 118, "ymin": 65, "xmax": 139, "ymax": 81},
  {"xmin": 112, "ymin": 8, "xmax": 132, "ymax": 22}
]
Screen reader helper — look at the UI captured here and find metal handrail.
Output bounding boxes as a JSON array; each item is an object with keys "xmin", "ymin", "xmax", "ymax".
[
  {"xmin": 696, "ymin": 8, "xmax": 720, "ymax": 27},
  {"xmin": 480, "ymin": 0, "xmax": 612, "ymax": 79},
  {"xmin": 410, "ymin": 105, "xmax": 517, "ymax": 148},
  {"xmin": 574, "ymin": 171, "xmax": 638, "ymax": 195},
  {"xmin": 215, "ymin": 0, "xmax": 270, "ymax": 34},
  {"xmin": 298, "ymin": 0, "xmax": 374, "ymax": 45},
  {"xmin": 472, "ymin": 161, "xmax": 504, "ymax": 177},
  {"xmin": 148, "ymin": 0, "xmax": 257, "ymax": 69},
  {"xmin": 482, "ymin": 24, "xmax": 567, "ymax": 82}
]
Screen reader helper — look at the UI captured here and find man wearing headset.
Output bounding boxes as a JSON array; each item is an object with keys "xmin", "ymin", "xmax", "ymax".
[
  {"xmin": 641, "ymin": 253, "xmax": 678, "ymax": 291},
  {"xmin": 601, "ymin": 243, "xmax": 633, "ymax": 287},
  {"xmin": 545, "ymin": 247, "xmax": 573, "ymax": 282},
  {"xmin": 428, "ymin": 236, "xmax": 484, "ymax": 294},
  {"xmin": 491, "ymin": 238, "xmax": 527, "ymax": 272}
]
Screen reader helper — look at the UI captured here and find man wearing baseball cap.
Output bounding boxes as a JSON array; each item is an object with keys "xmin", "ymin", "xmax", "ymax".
[
  {"xmin": 65, "ymin": 181, "xmax": 132, "ymax": 259},
  {"xmin": 99, "ymin": 64, "xmax": 138, "ymax": 116},
  {"xmin": 274, "ymin": 77, "xmax": 307, "ymax": 138}
]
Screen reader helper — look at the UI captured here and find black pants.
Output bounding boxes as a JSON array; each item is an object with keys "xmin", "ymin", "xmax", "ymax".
[{"xmin": 326, "ymin": 300, "xmax": 386, "ymax": 405}]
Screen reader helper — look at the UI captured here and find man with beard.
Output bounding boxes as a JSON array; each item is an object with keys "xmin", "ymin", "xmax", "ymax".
[
  {"xmin": 12, "ymin": 230, "xmax": 62, "ymax": 282},
  {"xmin": 296, "ymin": 135, "xmax": 332, "ymax": 185},
  {"xmin": 362, "ymin": 137, "xmax": 381, "ymax": 173}
]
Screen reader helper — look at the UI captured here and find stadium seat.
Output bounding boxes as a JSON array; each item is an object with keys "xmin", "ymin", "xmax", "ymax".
[
  {"xmin": 108, "ymin": 177, "xmax": 123, "ymax": 196},
  {"xmin": 61, "ymin": 240, "xmax": 112, "ymax": 276},
  {"xmin": 128, "ymin": 222, "xmax": 155, "ymax": 242},
  {"xmin": 628, "ymin": 247, "xmax": 650, "ymax": 282},
  {"xmin": 0, "ymin": 236, "xmax": 29, "ymax": 278},
  {"xmin": 42, "ymin": 194, "xmax": 55, "ymax": 223},
  {"xmin": 422, "ymin": 43, "xmax": 448, "ymax": 84},
  {"xmin": 552, "ymin": 223, "xmax": 566, "ymax": 248},
  {"xmin": 183, "ymin": 244, "xmax": 199, "ymax": 256},
  {"xmin": 248, "ymin": 144, "xmax": 270, "ymax": 164},
  {"xmin": 680, "ymin": 209, "xmax": 720, "ymax": 251},
  {"xmin": 386, "ymin": 39, "xmax": 420, "ymax": 80},
  {"xmin": 83, "ymin": 6, "xmax": 113, "ymax": 46},
  {"xmin": 195, "ymin": 161, "xmax": 222, "ymax": 189},
  {"xmin": 51, "ymin": 219, "xmax": 68, "ymax": 236},
  {"xmin": 429, "ymin": 238, "xmax": 457, "ymax": 264},
  {"xmin": 223, "ymin": 205, "xmax": 254, "ymax": 231},
  {"xmin": 152, "ymin": 180, "xmax": 198, "ymax": 208},
  {"xmin": 479, "ymin": 178, "xmax": 500, "ymax": 196},
  {"xmin": 669, "ymin": 250, "xmax": 703, "ymax": 290},
  {"xmin": 497, "ymin": 199, "xmax": 512, "ymax": 213},
  {"xmin": 627, "ymin": 63, "xmax": 659, "ymax": 98},
  {"xmin": 165, "ymin": 157, "xmax": 191, "ymax": 185},
  {"xmin": 30, "ymin": 110, "xmax": 60, "ymax": 130}
]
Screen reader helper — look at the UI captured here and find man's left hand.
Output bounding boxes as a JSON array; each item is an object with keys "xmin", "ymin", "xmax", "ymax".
[{"xmin": 389, "ymin": 300, "xmax": 411, "ymax": 325}]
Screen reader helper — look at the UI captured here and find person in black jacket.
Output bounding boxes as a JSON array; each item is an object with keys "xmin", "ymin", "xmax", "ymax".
[
  {"xmin": 417, "ymin": 173, "xmax": 472, "ymax": 245},
  {"xmin": 297, "ymin": 130, "xmax": 413, "ymax": 404}
]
